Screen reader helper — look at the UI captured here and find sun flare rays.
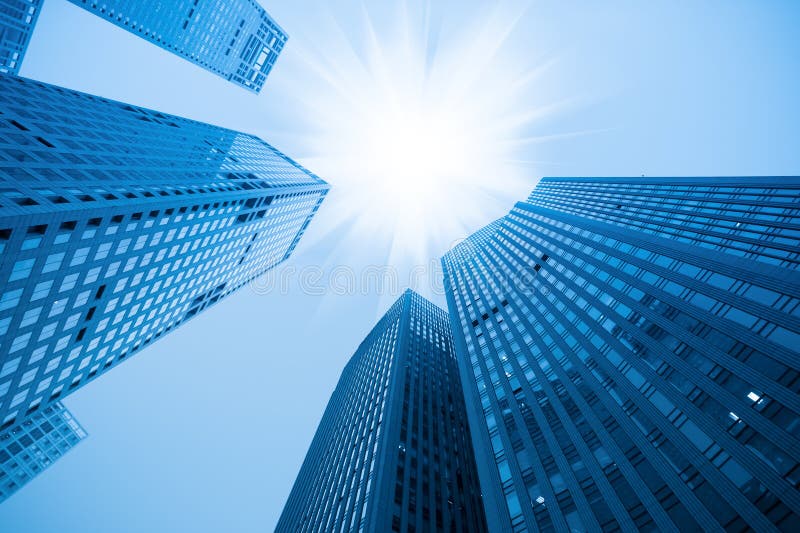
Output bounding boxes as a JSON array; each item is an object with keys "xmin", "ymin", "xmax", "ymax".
[{"xmin": 271, "ymin": 0, "xmax": 567, "ymax": 274}]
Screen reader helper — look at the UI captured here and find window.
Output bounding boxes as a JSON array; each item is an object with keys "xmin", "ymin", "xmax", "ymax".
[
  {"xmin": 0, "ymin": 289, "xmax": 23, "ymax": 311},
  {"xmin": 0, "ymin": 357, "xmax": 21, "ymax": 379},
  {"xmin": 84, "ymin": 267, "xmax": 101, "ymax": 284},
  {"xmin": 38, "ymin": 322, "xmax": 57, "ymax": 341},
  {"xmin": 48, "ymin": 299, "xmax": 67, "ymax": 317},
  {"xmin": 60, "ymin": 273, "xmax": 79, "ymax": 292},
  {"xmin": 69, "ymin": 247, "xmax": 90, "ymax": 267},
  {"xmin": 21, "ymin": 237, "xmax": 41, "ymax": 250},
  {"xmin": 31, "ymin": 280, "xmax": 53, "ymax": 301},
  {"xmin": 10, "ymin": 332, "xmax": 32, "ymax": 353},
  {"xmin": 768, "ymin": 326, "xmax": 800, "ymax": 350},
  {"xmin": 94, "ymin": 242, "xmax": 112, "ymax": 260},
  {"xmin": 73, "ymin": 291, "xmax": 91, "ymax": 308},
  {"xmin": 42, "ymin": 253, "xmax": 65, "ymax": 273},
  {"xmin": 20, "ymin": 307, "xmax": 42, "ymax": 327},
  {"xmin": 9, "ymin": 258, "xmax": 35, "ymax": 281}
]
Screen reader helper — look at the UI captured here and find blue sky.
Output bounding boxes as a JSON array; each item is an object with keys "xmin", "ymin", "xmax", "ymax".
[{"xmin": 1, "ymin": 0, "xmax": 799, "ymax": 531}]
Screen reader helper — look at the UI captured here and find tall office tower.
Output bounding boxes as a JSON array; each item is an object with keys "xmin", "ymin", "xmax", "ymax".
[
  {"xmin": 0, "ymin": 74, "xmax": 328, "ymax": 427},
  {"xmin": 277, "ymin": 290, "xmax": 488, "ymax": 533},
  {"xmin": 66, "ymin": 0, "xmax": 287, "ymax": 93},
  {"xmin": 0, "ymin": 0, "xmax": 43, "ymax": 74},
  {"xmin": 0, "ymin": 401, "xmax": 86, "ymax": 503},
  {"xmin": 442, "ymin": 177, "xmax": 800, "ymax": 532}
]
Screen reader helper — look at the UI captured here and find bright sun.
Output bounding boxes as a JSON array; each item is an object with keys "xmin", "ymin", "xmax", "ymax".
[
  {"xmin": 358, "ymin": 100, "xmax": 475, "ymax": 209},
  {"xmin": 365, "ymin": 106, "xmax": 459, "ymax": 190},
  {"xmin": 279, "ymin": 1, "xmax": 559, "ymax": 262}
]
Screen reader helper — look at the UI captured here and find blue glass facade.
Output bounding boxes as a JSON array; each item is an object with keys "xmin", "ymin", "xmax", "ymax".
[
  {"xmin": 0, "ymin": 0, "xmax": 42, "ymax": 74},
  {"xmin": 0, "ymin": 73, "xmax": 328, "ymax": 428},
  {"xmin": 278, "ymin": 290, "xmax": 487, "ymax": 533},
  {"xmin": 66, "ymin": 0, "xmax": 287, "ymax": 93},
  {"xmin": 0, "ymin": 401, "xmax": 86, "ymax": 503},
  {"xmin": 442, "ymin": 177, "xmax": 800, "ymax": 532}
]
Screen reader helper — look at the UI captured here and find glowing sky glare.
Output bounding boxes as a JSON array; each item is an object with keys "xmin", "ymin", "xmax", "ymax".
[
  {"xmin": 281, "ymin": 1, "xmax": 554, "ymax": 263},
  {"xmin": 356, "ymin": 98, "xmax": 480, "ymax": 226},
  {"xmin": 362, "ymin": 104, "xmax": 468, "ymax": 192},
  {"xmin": 339, "ymin": 83, "xmax": 494, "ymax": 248}
]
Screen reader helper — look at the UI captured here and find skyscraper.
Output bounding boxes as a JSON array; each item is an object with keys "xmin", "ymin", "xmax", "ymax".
[
  {"xmin": 0, "ymin": 74, "xmax": 328, "ymax": 428},
  {"xmin": 277, "ymin": 290, "xmax": 487, "ymax": 533},
  {"xmin": 0, "ymin": 401, "xmax": 86, "ymax": 503},
  {"xmin": 0, "ymin": 0, "xmax": 43, "ymax": 74},
  {"xmin": 442, "ymin": 177, "xmax": 800, "ymax": 532},
  {"xmin": 66, "ymin": 0, "xmax": 287, "ymax": 93}
]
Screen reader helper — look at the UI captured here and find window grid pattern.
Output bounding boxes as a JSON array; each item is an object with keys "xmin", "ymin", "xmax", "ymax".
[
  {"xmin": 0, "ymin": 0, "xmax": 42, "ymax": 75},
  {"xmin": 0, "ymin": 74, "xmax": 328, "ymax": 427},
  {"xmin": 277, "ymin": 290, "xmax": 487, "ymax": 533},
  {"xmin": 442, "ymin": 177, "xmax": 800, "ymax": 533},
  {"xmin": 527, "ymin": 177, "xmax": 800, "ymax": 269},
  {"xmin": 66, "ymin": 0, "xmax": 287, "ymax": 93},
  {"xmin": 0, "ymin": 401, "xmax": 86, "ymax": 503}
]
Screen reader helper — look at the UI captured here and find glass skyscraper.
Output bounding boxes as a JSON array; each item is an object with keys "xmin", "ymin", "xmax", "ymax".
[
  {"xmin": 66, "ymin": 0, "xmax": 287, "ymax": 93},
  {"xmin": 0, "ymin": 0, "xmax": 42, "ymax": 74},
  {"xmin": 0, "ymin": 401, "xmax": 86, "ymax": 503},
  {"xmin": 277, "ymin": 290, "xmax": 487, "ymax": 533},
  {"xmin": 442, "ymin": 177, "xmax": 800, "ymax": 532},
  {"xmin": 0, "ymin": 73, "xmax": 328, "ymax": 428}
]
